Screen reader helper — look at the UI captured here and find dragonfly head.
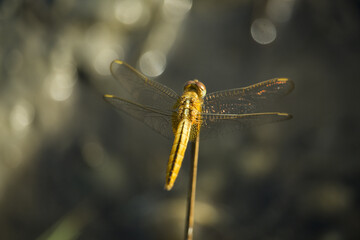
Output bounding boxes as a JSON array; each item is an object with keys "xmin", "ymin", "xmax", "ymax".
[{"xmin": 183, "ymin": 79, "xmax": 207, "ymax": 98}]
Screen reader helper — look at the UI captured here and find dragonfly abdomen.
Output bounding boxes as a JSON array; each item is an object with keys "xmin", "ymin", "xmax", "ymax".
[{"xmin": 165, "ymin": 119, "xmax": 192, "ymax": 191}]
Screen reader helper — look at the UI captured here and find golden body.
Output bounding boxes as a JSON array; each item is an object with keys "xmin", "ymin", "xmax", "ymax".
[{"xmin": 165, "ymin": 81, "xmax": 205, "ymax": 191}]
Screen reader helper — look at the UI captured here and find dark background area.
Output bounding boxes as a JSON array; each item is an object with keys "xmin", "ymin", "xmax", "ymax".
[{"xmin": 1, "ymin": 0, "xmax": 359, "ymax": 239}]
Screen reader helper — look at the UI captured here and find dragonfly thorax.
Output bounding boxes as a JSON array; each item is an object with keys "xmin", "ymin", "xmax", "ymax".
[{"xmin": 172, "ymin": 92, "xmax": 203, "ymax": 139}]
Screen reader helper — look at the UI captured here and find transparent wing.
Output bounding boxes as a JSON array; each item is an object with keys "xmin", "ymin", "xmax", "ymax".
[
  {"xmin": 199, "ymin": 78, "xmax": 294, "ymax": 139},
  {"xmin": 203, "ymin": 78, "xmax": 294, "ymax": 114},
  {"xmin": 109, "ymin": 60, "xmax": 179, "ymax": 112},
  {"xmin": 103, "ymin": 95, "xmax": 174, "ymax": 139},
  {"xmin": 199, "ymin": 112, "xmax": 292, "ymax": 139}
]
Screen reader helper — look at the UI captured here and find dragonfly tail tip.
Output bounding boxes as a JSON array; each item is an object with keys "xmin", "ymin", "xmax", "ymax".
[{"xmin": 164, "ymin": 184, "xmax": 173, "ymax": 191}]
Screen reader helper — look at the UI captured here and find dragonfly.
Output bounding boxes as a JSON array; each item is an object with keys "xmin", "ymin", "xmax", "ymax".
[{"xmin": 104, "ymin": 60, "xmax": 294, "ymax": 191}]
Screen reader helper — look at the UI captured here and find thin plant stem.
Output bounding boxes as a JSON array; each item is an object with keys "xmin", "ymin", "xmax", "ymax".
[{"xmin": 185, "ymin": 133, "xmax": 200, "ymax": 240}]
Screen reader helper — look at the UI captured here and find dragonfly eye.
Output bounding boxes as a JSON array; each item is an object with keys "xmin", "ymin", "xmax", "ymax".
[
  {"xmin": 195, "ymin": 80, "xmax": 207, "ymax": 98},
  {"xmin": 183, "ymin": 80, "xmax": 195, "ymax": 88},
  {"xmin": 184, "ymin": 79, "xmax": 207, "ymax": 98}
]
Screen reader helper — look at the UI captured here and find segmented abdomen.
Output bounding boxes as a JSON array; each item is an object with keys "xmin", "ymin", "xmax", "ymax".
[{"xmin": 164, "ymin": 119, "xmax": 192, "ymax": 190}]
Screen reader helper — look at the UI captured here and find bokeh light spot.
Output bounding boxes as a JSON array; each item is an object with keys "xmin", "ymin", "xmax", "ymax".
[
  {"xmin": 163, "ymin": 0, "xmax": 193, "ymax": 19},
  {"xmin": 251, "ymin": 18, "xmax": 277, "ymax": 45},
  {"xmin": 115, "ymin": 0, "xmax": 144, "ymax": 25},
  {"xmin": 49, "ymin": 71, "xmax": 76, "ymax": 102},
  {"xmin": 94, "ymin": 49, "xmax": 118, "ymax": 76},
  {"xmin": 139, "ymin": 50, "xmax": 167, "ymax": 77},
  {"xmin": 9, "ymin": 100, "xmax": 35, "ymax": 132}
]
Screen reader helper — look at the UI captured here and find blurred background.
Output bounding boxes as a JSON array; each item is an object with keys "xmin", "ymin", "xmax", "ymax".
[{"xmin": 1, "ymin": 0, "xmax": 359, "ymax": 239}]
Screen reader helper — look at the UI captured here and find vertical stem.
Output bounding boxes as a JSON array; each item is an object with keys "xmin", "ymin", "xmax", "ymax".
[{"xmin": 185, "ymin": 133, "xmax": 200, "ymax": 240}]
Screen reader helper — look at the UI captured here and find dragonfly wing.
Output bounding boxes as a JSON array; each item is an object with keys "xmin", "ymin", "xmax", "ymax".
[
  {"xmin": 104, "ymin": 95, "xmax": 174, "ymax": 139},
  {"xmin": 203, "ymin": 78, "xmax": 294, "ymax": 114},
  {"xmin": 110, "ymin": 60, "xmax": 179, "ymax": 111},
  {"xmin": 200, "ymin": 112, "xmax": 292, "ymax": 139}
]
